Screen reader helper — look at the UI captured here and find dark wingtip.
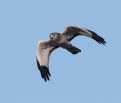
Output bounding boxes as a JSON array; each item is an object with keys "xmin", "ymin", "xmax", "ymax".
[
  {"xmin": 36, "ymin": 58, "xmax": 51, "ymax": 82},
  {"xmin": 87, "ymin": 29, "xmax": 106, "ymax": 45},
  {"xmin": 40, "ymin": 66, "xmax": 51, "ymax": 82},
  {"xmin": 92, "ymin": 34, "xmax": 106, "ymax": 45}
]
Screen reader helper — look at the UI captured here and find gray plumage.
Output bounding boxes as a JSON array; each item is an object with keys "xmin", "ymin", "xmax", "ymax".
[{"xmin": 36, "ymin": 25, "xmax": 106, "ymax": 82}]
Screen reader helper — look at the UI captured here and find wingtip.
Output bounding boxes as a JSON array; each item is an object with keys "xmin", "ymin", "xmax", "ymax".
[
  {"xmin": 86, "ymin": 29, "xmax": 106, "ymax": 45},
  {"xmin": 40, "ymin": 66, "xmax": 51, "ymax": 82},
  {"xmin": 96, "ymin": 38, "xmax": 106, "ymax": 45},
  {"xmin": 36, "ymin": 58, "xmax": 51, "ymax": 82},
  {"xmin": 95, "ymin": 36, "xmax": 106, "ymax": 45}
]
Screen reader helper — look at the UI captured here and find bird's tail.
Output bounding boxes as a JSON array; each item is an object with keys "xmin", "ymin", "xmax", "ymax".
[
  {"xmin": 66, "ymin": 45, "xmax": 81, "ymax": 54},
  {"xmin": 70, "ymin": 46, "xmax": 81, "ymax": 54}
]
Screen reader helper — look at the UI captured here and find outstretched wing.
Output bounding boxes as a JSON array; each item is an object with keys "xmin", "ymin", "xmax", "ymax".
[
  {"xmin": 36, "ymin": 40, "xmax": 58, "ymax": 82},
  {"xmin": 61, "ymin": 25, "xmax": 106, "ymax": 45}
]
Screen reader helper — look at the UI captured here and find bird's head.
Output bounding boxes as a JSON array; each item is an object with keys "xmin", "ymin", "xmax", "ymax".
[{"xmin": 50, "ymin": 32, "xmax": 61, "ymax": 41}]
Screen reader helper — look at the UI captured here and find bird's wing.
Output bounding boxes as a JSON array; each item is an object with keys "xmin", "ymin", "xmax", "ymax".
[
  {"xmin": 36, "ymin": 40, "xmax": 58, "ymax": 82},
  {"xmin": 61, "ymin": 25, "xmax": 106, "ymax": 44}
]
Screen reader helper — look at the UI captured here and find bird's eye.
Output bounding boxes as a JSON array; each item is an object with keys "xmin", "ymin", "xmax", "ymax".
[
  {"xmin": 53, "ymin": 34, "xmax": 57, "ymax": 39},
  {"xmin": 51, "ymin": 35, "xmax": 54, "ymax": 39}
]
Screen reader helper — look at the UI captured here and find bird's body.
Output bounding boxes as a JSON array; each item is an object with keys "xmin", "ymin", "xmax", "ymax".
[{"xmin": 36, "ymin": 25, "xmax": 106, "ymax": 82}]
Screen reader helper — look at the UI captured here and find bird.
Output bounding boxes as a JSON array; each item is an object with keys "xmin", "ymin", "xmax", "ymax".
[{"xmin": 36, "ymin": 25, "xmax": 106, "ymax": 82}]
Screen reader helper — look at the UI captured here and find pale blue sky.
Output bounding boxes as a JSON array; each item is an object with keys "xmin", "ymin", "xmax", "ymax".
[{"xmin": 0, "ymin": 0, "xmax": 121, "ymax": 103}]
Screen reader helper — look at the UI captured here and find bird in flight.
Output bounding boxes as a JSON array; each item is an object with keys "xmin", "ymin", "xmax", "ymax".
[{"xmin": 36, "ymin": 25, "xmax": 106, "ymax": 82}]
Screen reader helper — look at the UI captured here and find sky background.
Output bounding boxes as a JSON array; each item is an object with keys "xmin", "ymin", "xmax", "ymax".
[{"xmin": 0, "ymin": 0, "xmax": 121, "ymax": 103}]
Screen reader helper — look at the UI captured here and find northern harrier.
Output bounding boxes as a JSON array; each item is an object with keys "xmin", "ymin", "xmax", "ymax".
[{"xmin": 36, "ymin": 25, "xmax": 106, "ymax": 82}]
